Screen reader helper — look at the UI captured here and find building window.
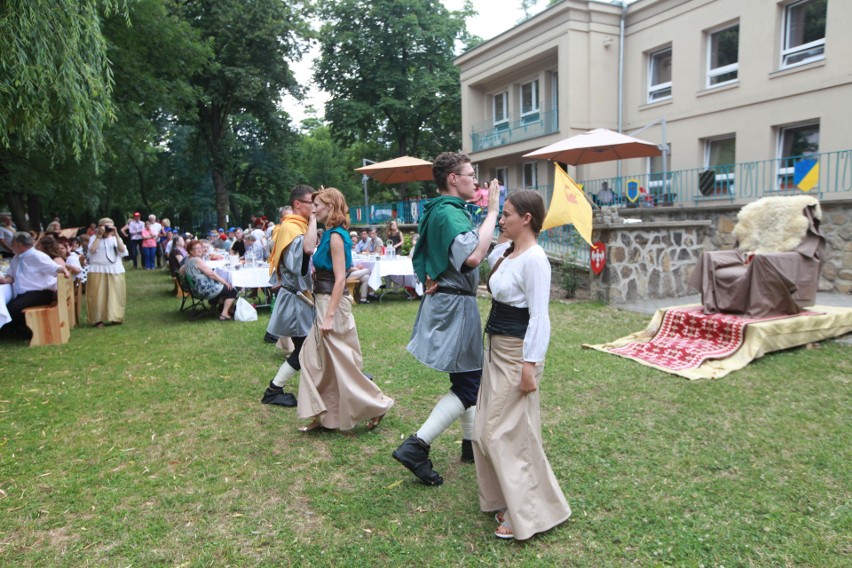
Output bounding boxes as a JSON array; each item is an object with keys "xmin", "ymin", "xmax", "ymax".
[
  {"xmin": 780, "ymin": 122, "xmax": 819, "ymax": 158},
  {"xmin": 522, "ymin": 162, "xmax": 538, "ymax": 188},
  {"xmin": 647, "ymin": 47, "xmax": 672, "ymax": 103},
  {"xmin": 777, "ymin": 122, "xmax": 819, "ymax": 189},
  {"xmin": 707, "ymin": 25, "xmax": 739, "ymax": 87},
  {"xmin": 493, "ymin": 91, "xmax": 508, "ymax": 130},
  {"xmin": 495, "ymin": 167, "xmax": 508, "ymax": 188},
  {"xmin": 781, "ymin": 0, "xmax": 826, "ymax": 68},
  {"xmin": 704, "ymin": 136, "xmax": 736, "ymax": 194},
  {"xmin": 520, "ymin": 79, "xmax": 539, "ymax": 124}
]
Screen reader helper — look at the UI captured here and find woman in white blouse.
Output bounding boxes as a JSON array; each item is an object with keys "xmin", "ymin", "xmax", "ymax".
[
  {"xmin": 472, "ymin": 190, "xmax": 571, "ymax": 541},
  {"xmin": 87, "ymin": 217, "xmax": 127, "ymax": 328}
]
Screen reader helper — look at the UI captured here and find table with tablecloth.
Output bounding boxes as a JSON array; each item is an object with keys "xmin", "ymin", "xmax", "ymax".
[
  {"xmin": 353, "ymin": 255, "xmax": 423, "ymax": 298},
  {"xmin": 216, "ymin": 265, "xmax": 274, "ymax": 307},
  {"xmin": 1, "ymin": 283, "xmax": 13, "ymax": 328}
]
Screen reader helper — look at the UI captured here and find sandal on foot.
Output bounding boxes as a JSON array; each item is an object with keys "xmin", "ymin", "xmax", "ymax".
[
  {"xmin": 495, "ymin": 521, "xmax": 514, "ymax": 540},
  {"xmin": 366, "ymin": 414, "xmax": 385, "ymax": 430},
  {"xmin": 219, "ymin": 314, "xmax": 232, "ymax": 321},
  {"xmin": 298, "ymin": 419, "xmax": 326, "ymax": 432},
  {"xmin": 495, "ymin": 510, "xmax": 506, "ymax": 524}
]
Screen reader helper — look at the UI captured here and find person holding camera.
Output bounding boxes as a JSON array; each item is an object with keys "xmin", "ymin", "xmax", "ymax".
[{"xmin": 87, "ymin": 217, "xmax": 127, "ymax": 328}]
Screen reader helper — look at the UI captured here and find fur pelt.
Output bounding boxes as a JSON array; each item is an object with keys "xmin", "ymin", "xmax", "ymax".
[{"xmin": 734, "ymin": 195, "xmax": 821, "ymax": 254}]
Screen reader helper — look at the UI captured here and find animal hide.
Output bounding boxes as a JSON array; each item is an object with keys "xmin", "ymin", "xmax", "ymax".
[{"xmin": 734, "ymin": 195, "xmax": 821, "ymax": 254}]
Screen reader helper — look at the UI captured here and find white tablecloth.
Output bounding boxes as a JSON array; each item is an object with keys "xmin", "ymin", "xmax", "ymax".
[
  {"xmin": 355, "ymin": 256, "xmax": 422, "ymax": 296},
  {"xmin": 0, "ymin": 283, "xmax": 12, "ymax": 328},
  {"xmin": 216, "ymin": 266, "xmax": 273, "ymax": 288}
]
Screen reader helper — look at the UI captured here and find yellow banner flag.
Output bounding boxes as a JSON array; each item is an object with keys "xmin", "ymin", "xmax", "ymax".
[{"xmin": 542, "ymin": 163, "xmax": 594, "ymax": 247}]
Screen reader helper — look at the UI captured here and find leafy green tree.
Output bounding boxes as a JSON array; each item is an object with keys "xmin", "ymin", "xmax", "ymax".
[
  {"xmin": 176, "ymin": 0, "xmax": 311, "ymax": 229},
  {"xmin": 98, "ymin": 0, "xmax": 209, "ymax": 220},
  {"xmin": 0, "ymin": 0, "xmax": 126, "ymax": 229},
  {"xmin": 314, "ymin": 0, "xmax": 474, "ymax": 197}
]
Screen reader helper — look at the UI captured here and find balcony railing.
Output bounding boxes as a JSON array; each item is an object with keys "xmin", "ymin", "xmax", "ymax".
[
  {"xmin": 349, "ymin": 149, "xmax": 852, "ymax": 262},
  {"xmin": 470, "ymin": 108, "xmax": 559, "ymax": 152},
  {"xmin": 579, "ymin": 149, "xmax": 852, "ymax": 207}
]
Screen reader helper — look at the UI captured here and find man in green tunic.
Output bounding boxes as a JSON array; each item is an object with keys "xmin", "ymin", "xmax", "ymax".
[{"xmin": 393, "ymin": 152, "xmax": 499, "ymax": 486}]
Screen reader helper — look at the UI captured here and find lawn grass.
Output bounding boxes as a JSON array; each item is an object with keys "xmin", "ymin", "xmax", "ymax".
[{"xmin": 1, "ymin": 268, "xmax": 850, "ymax": 566}]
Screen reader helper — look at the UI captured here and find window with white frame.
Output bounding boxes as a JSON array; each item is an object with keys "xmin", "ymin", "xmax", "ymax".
[
  {"xmin": 777, "ymin": 122, "xmax": 819, "ymax": 189},
  {"xmin": 522, "ymin": 162, "xmax": 537, "ymax": 188},
  {"xmin": 647, "ymin": 47, "xmax": 672, "ymax": 103},
  {"xmin": 781, "ymin": 0, "xmax": 826, "ymax": 68},
  {"xmin": 780, "ymin": 122, "xmax": 819, "ymax": 158},
  {"xmin": 493, "ymin": 91, "xmax": 508, "ymax": 130},
  {"xmin": 520, "ymin": 79, "xmax": 539, "ymax": 124},
  {"xmin": 707, "ymin": 24, "xmax": 739, "ymax": 87}
]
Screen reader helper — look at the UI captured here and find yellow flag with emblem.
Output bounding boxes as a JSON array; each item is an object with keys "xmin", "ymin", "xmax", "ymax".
[{"xmin": 542, "ymin": 163, "xmax": 594, "ymax": 247}]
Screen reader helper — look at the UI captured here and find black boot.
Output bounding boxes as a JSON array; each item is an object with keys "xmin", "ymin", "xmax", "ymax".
[
  {"xmin": 261, "ymin": 382, "xmax": 297, "ymax": 407},
  {"xmin": 392, "ymin": 435, "xmax": 443, "ymax": 486},
  {"xmin": 460, "ymin": 439, "xmax": 474, "ymax": 464},
  {"xmin": 263, "ymin": 331, "xmax": 279, "ymax": 344}
]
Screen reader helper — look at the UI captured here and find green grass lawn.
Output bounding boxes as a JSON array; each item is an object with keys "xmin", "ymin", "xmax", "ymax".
[{"xmin": 1, "ymin": 268, "xmax": 850, "ymax": 566}]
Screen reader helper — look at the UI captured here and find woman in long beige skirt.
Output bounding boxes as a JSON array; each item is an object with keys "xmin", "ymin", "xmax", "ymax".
[
  {"xmin": 86, "ymin": 217, "xmax": 127, "ymax": 327},
  {"xmin": 473, "ymin": 190, "xmax": 571, "ymax": 540},
  {"xmin": 297, "ymin": 188, "xmax": 393, "ymax": 432}
]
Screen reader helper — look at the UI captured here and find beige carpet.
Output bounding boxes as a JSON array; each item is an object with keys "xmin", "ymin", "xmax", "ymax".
[{"xmin": 584, "ymin": 304, "xmax": 852, "ymax": 380}]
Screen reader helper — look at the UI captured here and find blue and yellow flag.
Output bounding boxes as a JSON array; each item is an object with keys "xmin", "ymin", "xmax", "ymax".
[
  {"xmin": 543, "ymin": 164, "xmax": 594, "ymax": 247},
  {"xmin": 794, "ymin": 159, "xmax": 819, "ymax": 192}
]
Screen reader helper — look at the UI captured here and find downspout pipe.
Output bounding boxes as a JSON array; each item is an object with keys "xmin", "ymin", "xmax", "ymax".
[{"xmin": 617, "ymin": 0, "xmax": 628, "ymax": 180}]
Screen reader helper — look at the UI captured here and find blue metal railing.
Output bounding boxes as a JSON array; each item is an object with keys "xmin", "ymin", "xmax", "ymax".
[
  {"xmin": 578, "ymin": 149, "xmax": 851, "ymax": 207},
  {"xmin": 471, "ymin": 108, "xmax": 559, "ymax": 152}
]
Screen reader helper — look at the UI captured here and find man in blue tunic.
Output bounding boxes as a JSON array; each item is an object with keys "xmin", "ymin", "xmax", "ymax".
[
  {"xmin": 261, "ymin": 185, "xmax": 318, "ymax": 407},
  {"xmin": 393, "ymin": 152, "xmax": 499, "ymax": 486}
]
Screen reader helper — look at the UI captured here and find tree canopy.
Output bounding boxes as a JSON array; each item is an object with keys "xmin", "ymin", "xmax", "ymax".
[{"xmin": 315, "ymin": 0, "xmax": 474, "ymax": 171}]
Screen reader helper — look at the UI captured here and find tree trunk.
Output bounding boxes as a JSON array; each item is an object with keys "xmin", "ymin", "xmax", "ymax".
[
  {"xmin": 212, "ymin": 166, "xmax": 229, "ymax": 230},
  {"xmin": 27, "ymin": 193, "xmax": 43, "ymax": 231},
  {"xmin": 4, "ymin": 191, "xmax": 30, "ymax": 232}
]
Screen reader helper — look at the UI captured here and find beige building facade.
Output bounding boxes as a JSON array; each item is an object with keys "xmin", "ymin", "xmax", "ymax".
[{"xmin": 456, "ymin": 0, "xmax": 852, "ymax": 205}]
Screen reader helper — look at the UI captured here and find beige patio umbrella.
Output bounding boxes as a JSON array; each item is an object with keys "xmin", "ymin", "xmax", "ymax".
[
  {"xmin": 523, "ymin": 128, "xmax": 661, "ymax": 165},
  {"xmin": 355, "ymin": 156, "xmax": 434, "ymax": 184}
]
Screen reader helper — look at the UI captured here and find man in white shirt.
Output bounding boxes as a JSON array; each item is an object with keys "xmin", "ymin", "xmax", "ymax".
[
  {"xmin": 354, "ymin": 230, "xmax": 370, "ymax": 254},
  {"xmin": 367, "ymin": 227, "xmax": 384, "ymax": 254},
  {"xmin": 0, "ymin": 232, "xmax": 70, "ymax": 337},
  {"xmin": 121, "ymin": 212, "xmax": 145, "ymax": 269}
]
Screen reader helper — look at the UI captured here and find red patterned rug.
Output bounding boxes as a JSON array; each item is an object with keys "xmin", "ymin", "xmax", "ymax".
[{"xmin": 609, "ymin": 307, "xmax": 804, "ymax": 371}]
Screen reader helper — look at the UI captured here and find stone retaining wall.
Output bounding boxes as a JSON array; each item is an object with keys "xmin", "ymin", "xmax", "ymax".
[
  {"xmin": 589, "ymin": 220, "xmax": 710, "ymax": 303},
  {"xmin": 592, "ymin": 199, "xmax": 852, "ymax": 302}
]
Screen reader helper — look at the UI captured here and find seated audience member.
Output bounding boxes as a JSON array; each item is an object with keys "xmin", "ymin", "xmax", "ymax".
[
  {"xmin": 168, "ymin": 235, "xmax": 188, "ymax": 276},
  {"xmin": 62, "ymin": 238, "xmax": 84, "ymax": 280},
  {"xmin": 354, "ymin": 230, "xmax": 370, "ymax": 254},
  {"xmin": 349, "ymin": 231, "xmax": 359, "ymax": 252},
  {"xmin": 597, "ymin": 181, "xmax": 614, "ymax": 206},
  {"xmin": 179, "ymin": 239, "xmax": 237, "ymax": 320},
  {"xmin": 0, "ymin": 232, "xmax": 70, "ymax": 337},
  {"xmin": 367, "ymin": 227, "xmax": 384, "ymax": 254},
  {"xmin": 243, "ymin": 233, "xmax": 267, "ymax": 263},
  {"xmin": 408, "ymin": 233, "xmax": 420, "ymax": 258},
  {"xmin": 0, "ymin": 214, "xmax": 14, "ymax": 258},
  {"xmin": 348, "ymin": 261, "xmax": 376, "ymax": 304},
  {"xmin": 230, "ymin": 228, "xmax": 246, "ymax": 257},
  {"xmin": 36, "ymin": 235, "xmax": 69, "ymax": 270}
]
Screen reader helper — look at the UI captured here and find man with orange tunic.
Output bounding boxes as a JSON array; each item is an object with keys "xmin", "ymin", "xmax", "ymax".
[{"xmin": 260, "ymin": 185, "xmax": 318, "ymax": 407}]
